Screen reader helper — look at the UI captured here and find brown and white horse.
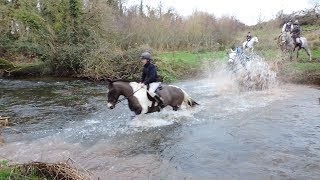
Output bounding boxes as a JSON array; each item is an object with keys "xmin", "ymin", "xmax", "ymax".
[{"xmin": 106, "ymin": 79, "xmax": 198, "ymax": 115}]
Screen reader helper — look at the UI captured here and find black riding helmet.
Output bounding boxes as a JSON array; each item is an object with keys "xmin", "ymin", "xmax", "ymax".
[{"xmin": 140, "ymin": 52, "xmax": 152, "ymax": 60}]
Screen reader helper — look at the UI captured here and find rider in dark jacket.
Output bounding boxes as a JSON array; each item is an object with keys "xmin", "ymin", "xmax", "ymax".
[
  {"xmin": 139, "ymin": 52, "xmax": 165, "ymax": 108},
  {"xmin": 141, "ymin": 57, "xmax": 157, "ymax": 85},
  {"xmin": 291, "ymin": 20, "xmax": 301, "ymax": 46},
  {"xmin": 245, "ymin": 32, "xmax": 252, "ymax": 48},
  {"xmin": 246, "ymin": 32, "xmax": 252, "ymax": 42}
]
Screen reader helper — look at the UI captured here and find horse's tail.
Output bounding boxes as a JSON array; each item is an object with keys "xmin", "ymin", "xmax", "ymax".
[{"xmin": 181, "ymin": 89, "xmax": 199, "ymax": 107}]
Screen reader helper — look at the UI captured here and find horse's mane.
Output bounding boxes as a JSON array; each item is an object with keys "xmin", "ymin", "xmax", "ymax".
[
  {"xmin": 107, "ymin": 78, "xmax": 137, "ymax": 83},
  {"xmin": 114, "ymin": 79, "xmax": 133, "ymax": 83},
  {"xmin": 110, "ymin": 79, "xmax": 166, "ymax": 84}
]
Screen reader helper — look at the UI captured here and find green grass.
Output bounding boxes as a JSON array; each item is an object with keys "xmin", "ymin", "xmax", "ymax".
[
  {"xmin": 290, "ymin": 63, "xmax": 320, "ymax": 72},
  {"xmin": 302, "ymin": 25, "xmax": 320, "ymax": 32},
  {"xmin": 157, "ymin": 51, "xmax": 226, "ymax": 63},
  {"xmin": 155, "ymin": 51, "xmax": 227, "ymax": 82},
  {"xmin": 311, "ymin": 49, "xmax": 320, "ymax": 60},
  {"xmin": 0, "ymin": 160, "xmax": 41, "ymax": 179},
  {"xmin": 0, "ymin": 58, "xmax": 15, "ymax": 69}
]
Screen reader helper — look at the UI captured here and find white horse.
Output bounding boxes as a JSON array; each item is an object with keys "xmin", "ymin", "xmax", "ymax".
[
  {"xmin": 278, "ymin": 32, "xmax": 311, "ymax": 61},
  {"xmin": 242, "ymin": 37, "xmax": 259, "ymax": 52}
]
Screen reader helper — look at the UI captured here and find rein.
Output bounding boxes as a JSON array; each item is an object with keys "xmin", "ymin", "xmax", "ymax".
[{"xmin": 115, "ymin": 87, "xmax": 143, "ymax": 105}]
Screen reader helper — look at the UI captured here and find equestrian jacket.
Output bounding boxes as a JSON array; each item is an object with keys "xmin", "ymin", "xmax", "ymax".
[
  {"xmin": 246, "ymin": 35, "xmax": 252, "ymax": 41},
  {"xmin": 141, "ymin": 62, "xmax": 158, "ymax": 85},
  {"xmin": 291, "ymin": 25, "xmax": 300, "ymax": 37}
]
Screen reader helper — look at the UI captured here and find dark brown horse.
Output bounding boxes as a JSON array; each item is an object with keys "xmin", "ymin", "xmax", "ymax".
[{"xmin": 106, "ymin": 79, "xmax": 199, "ymax": 115}]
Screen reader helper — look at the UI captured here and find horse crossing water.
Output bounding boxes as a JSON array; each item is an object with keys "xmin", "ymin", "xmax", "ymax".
[
  {"xmin": 228, "ymin": 51, "xmax": 278, "ymax": 91},
  {"xmin": 106, "ymin": 79, "xmax": 198, "ymax": 115}
]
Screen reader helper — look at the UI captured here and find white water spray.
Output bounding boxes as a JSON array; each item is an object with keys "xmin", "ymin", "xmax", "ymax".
[{"xmin": 203, "ymin": 53, "xmax": 278, "ymax": 92}]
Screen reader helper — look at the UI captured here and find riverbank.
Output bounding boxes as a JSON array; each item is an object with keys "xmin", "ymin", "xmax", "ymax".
[{"xmin": 1, "ymin": 51, "xmax": 320, "ymax": 86}]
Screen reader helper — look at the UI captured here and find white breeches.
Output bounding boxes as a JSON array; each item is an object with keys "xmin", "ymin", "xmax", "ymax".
[{"xmin": 148, "ymin": 82, "xmax": 161, "ymax": 97}]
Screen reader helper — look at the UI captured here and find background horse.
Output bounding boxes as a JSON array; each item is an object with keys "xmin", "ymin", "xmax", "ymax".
[
  {"xmin": 279, "ymin": 32, "xmax": 311, "ymax": 61},
  {"xmin": 106, "ymin": 79, "xmax": 198, "ymax": 115},
  {"xmin": 242, "ymin": 36, "xmax": 259, "ymax": 52}
]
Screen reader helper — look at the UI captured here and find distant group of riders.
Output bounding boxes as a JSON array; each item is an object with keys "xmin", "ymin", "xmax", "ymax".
[
  {"xmin": 234, "ymin": 19, "xmax": 302, "ymax": 56},
  {"xmin": 281, "ymin": 19, "xmax": 301, "ymax": 47}
]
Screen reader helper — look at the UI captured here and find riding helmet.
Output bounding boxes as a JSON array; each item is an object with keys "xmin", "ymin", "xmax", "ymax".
[{"xmin": 140, "ymin": 52, "xmax": 152, "ymax": 60}]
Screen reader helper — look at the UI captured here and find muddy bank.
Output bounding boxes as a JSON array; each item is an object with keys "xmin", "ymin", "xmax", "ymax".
[{"xmin": 277, "ymin": 62, "xmax": 320, "ymax": 86}]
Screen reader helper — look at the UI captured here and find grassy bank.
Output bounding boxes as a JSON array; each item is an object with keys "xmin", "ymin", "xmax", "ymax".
[
  {"xmin": 280, "ymin": 62, "xmax": 320, "ymax": 84},
  {"xmin": 0, "ymin": 58, "xmax": 47, "ymax": 77},
  {"xmin": 1, "ymin": 25, "xmax": 320, "ymax": 85},
  {"xmin": 155, "ymin": 47, "xmax": 320, "ymax": 85},
  {"xmin": 155, "ymin": 51, "xmax": 225, "ymax": 82}
]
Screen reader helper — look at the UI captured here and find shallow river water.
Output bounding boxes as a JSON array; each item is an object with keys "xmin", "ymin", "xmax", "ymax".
[{"xmin": 0, "ymin": 76, "xmax": 320, "ymax": 179}]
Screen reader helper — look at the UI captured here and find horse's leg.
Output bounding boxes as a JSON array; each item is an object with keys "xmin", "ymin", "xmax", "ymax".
[
  {"xmin": 303, "ymin": 47, "xmax": 312, "ymax": 61},
  {"xmin": 296, "ymin": 45, "xmax": 303, "ymax": 60},
  {"xmin": 172, "ymin": 105, "xmax": 179, "ymax": 111}
]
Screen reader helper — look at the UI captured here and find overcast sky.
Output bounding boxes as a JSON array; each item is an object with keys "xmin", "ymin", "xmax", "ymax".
[{"xmin": 126, "ymin": 0, "xmax": 313, "ymax": 25}]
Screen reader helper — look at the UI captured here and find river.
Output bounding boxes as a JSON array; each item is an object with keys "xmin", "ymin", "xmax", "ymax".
[{"xmin": 0, "ymin": 76, "xmax": 320, "ymax": 179}]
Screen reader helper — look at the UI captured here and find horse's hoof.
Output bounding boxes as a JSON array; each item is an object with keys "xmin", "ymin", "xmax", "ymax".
[{"xmin": 172, "ymin": 106, "xmax": 179, "ymax": 111}]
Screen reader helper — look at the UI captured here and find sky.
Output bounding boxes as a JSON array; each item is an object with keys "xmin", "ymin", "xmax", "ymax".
[{"xmin": 126, "ymin": 0, "xmax": 314, "ymax": 25}]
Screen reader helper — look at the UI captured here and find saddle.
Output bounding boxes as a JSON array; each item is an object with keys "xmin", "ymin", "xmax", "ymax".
[{"xmin": 146, "ymin": 83, "xmax": 164, "ymax": 108}]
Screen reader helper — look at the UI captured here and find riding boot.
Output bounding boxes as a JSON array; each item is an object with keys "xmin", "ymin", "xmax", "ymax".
[{"xmin": 154, "ymin": 95, "xmax": 166, "ymax": 108}]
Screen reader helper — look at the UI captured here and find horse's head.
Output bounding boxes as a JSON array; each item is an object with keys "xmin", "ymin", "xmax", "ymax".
[
  {"xmin": 253, "ymin": 36, "xmax": 259, "ymax": 43},
  {"xmin": 106, "ymin": 79, "xmax": 121, "ymax": 109},
  {"xmin": 228, "ymin": 51, "xmax": 237, "ymax": 63},
  {"xmin": 279, "ymin": 32, "xmax": 292, "ymax": 47}
]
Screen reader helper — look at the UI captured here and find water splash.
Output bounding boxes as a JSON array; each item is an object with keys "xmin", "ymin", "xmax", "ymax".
[
  {"xmin": 129, "ymin": 105, "xmax": 201, "ymax": 128},
  {"xmin": 203, "ymin": 52, "xmax": 278, "ymax": 92},
  {"xmin": 231, "ymin": 53, "xmax": 278, "ymax": 91}
]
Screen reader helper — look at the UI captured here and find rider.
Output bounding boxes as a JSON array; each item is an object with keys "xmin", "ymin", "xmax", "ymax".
[
  {"xmin": 235, "ymin": 46, "xmax": 243, "ymax": 54},
  {"xmin": 245, "ymin": 32, "xmax": 252, "ymax": 48},
  {"xmin": 282, "ymin": 20, "xmax": 293, "ymax": 33},
  {"xmin": 291, "ymin": 20, "xmax": 301, "ymax": 47},
  {"xmin": 139, "ymin": 52, "xmax": 165, "ymax": 108}
]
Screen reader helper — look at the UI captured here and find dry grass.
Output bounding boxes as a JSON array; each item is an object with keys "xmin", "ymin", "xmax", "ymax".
[{"xmin": 5, "ymin": 160, "xmax": 92, "ymax": 180}]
